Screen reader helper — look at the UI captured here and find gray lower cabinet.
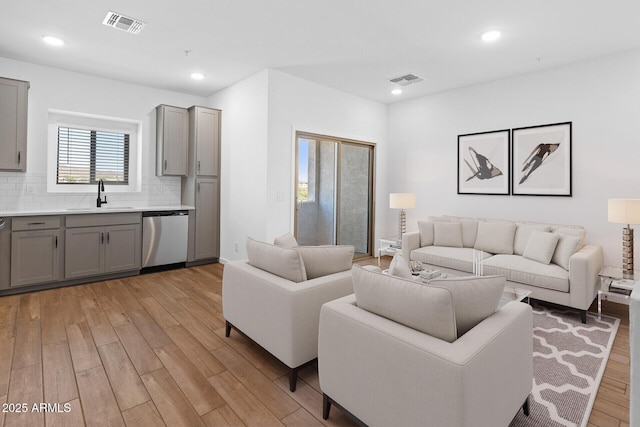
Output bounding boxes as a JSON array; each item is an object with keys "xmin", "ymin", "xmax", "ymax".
[
  {"xmin": 10, "ymin": 216, "xmax": 61, "ymax": 288},
  {"xmin": 11, "ymin": 229, "xmax": 61, "ymax": 287},
  {"xmin": 65, "ymin": 214, "xmax": 141, "ymax": 279},
  {"xmin": 195, "ymin": 177, "xmax": 219, "ymax": 260}
]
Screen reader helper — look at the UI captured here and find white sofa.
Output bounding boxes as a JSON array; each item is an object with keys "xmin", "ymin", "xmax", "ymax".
[
  {"xmin": 318, "ymin": 266, "xmax": 533, "ymax": 427},
  {"xmin": 222, "ymin": 237, "xmax": 355, "ymax": 391},
  {"xmin": 402, "ymin": 215, "xmax": 604, "ymax": 322}
]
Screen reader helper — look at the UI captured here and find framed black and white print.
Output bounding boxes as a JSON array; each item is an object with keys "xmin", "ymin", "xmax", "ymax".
[
  {"xmin": 512, "ymin": 122, "xmax": 572, "ymax": 196},
  {"xmin": 457, "ymin": 129, "xmax": 510, "ymax": 195}
]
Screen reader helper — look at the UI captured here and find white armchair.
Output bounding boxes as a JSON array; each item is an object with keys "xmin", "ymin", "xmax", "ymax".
[
  {"xmin": 318, "ymin": 266, "xmax": 533, "ymax": 427},
  {"xmin": 222, "ymin": 238, "xmax": 354, "ymax": 391}
]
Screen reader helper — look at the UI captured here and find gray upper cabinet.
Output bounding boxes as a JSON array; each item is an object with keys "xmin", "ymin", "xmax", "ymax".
[
  {"xmin": 190, "ymin": 106, "xmax": 220, "ymax": 176},
  {"xmin": 0, "ymin": 77, "xmax": 29, "ymax": 172},
  {"xmin": 156, "ymin": 104, "xmax": 188, "ymax": 176}
]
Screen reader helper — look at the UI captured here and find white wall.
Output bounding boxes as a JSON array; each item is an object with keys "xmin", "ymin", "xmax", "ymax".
[
  {"xmin": 387, "ymin": 49, "xmax": 640, "ymax": 266},
  {"xmin": 0, "ymin": 57, "xmax": 205, "ymax": 211},
  {"xmin": 209, "ymin": 69, "xmax": 388, "ymax": 262},
  {"xmin": 207, "ymin": 70, "xmax": 270, "ymax": 261}
]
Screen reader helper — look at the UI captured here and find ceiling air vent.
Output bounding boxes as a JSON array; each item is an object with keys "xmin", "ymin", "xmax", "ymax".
[
  {"xmin": 388, "ymin": 73, "xmax": 424, "ymax": 86},
  {"xmin": 102, "ymin": 11, "xmax": 146, "ymax": 34}
]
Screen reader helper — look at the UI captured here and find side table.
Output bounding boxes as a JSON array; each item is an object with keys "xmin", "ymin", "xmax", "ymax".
[
  {"xmin": 377, "ymin": 237, "xmax": 402, "ymax": 266},
  {"xmin": 597, "ymin": 266, "xmax": 639, "ymax": 319}
]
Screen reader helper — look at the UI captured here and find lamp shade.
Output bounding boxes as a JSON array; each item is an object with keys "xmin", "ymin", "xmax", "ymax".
[
  {"xmin": 390, "ymin": 193, "xmax": 416, "ymax": 209},
  {"xmin": 608, "ymin": 199, "xmax": 640, "ymax": 224}
]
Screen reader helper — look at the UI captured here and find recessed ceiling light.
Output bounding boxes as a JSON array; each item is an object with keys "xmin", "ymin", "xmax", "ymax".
[
  {"xmin": 190, "ymin": 72, "xmax": 204, "ymax": 80},
  {"xmin": 391, "ymin": 88, "xmax": 402, "ymax": 95},
  {"xmin": 481, "ymin": 30, "xmax": 501, "ymax": 42},
  {"xmin": 42, "ymin": 36, "xmax": 64, "ymax": 47}
]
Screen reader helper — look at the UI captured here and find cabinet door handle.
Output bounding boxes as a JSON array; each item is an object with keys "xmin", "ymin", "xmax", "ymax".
[
  {"xmin": 164, "ymin": 159, "xmax": 168, "ymax": 170},
  {"xmin": 198, "ymin": 160, "xmax": 201, "ymax": 172},
  {"xmin": 28, "ymin": 222, "xmax": 46, "ymax": 226},
  {"xmin": 197, "ymin": 183, "xmax": 200, "ymax": 192},
  {"xmin": 55, "ymin": 236, "xmax": 58, "ymax": 249},
  {"xmin": 17, "ymin": 151, "xmax": 21, "ymax": 165},
  {"xmin": 101, "ymin": 232, "xmax": 104, "ymax": 244},
  {"xmin": 107, "ymin": 232, "xmax": 110, "ymax": 244}
]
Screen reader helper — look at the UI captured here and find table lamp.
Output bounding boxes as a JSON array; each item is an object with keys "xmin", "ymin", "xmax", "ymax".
[
  {"xmin": 390, "ymin": 193, "xmax": 416, "ymax": 247},
  {"xmin": 608, "ymin": 199, "xmax": 640, "ymax": 277}
]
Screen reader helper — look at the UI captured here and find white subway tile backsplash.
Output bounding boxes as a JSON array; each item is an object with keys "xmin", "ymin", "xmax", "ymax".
[{"xmin": 0, "ymin": 172, "xmax": 182, "ymax": 211}]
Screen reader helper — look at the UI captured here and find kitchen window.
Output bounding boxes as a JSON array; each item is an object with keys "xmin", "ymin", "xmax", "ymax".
[
  {"xmin": 57, "ymin": 127, "xmax": 129, "ymax": 184},
  {"xmin": 47, "ymin": 110, "xmax": 141, "ymax": 193}
]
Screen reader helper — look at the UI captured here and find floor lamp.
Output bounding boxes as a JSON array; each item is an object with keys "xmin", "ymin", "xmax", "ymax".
[
  {"xmin": 608, "ymin": 199, "xmax": 640, "ymax": 278},
  {"xmin": 390, "ymin": 193, "xmax": 416, "ymax": 248}
]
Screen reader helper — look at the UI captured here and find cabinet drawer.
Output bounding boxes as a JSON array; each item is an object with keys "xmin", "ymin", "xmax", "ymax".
[
  {"xmin": 66, "ymin": 212, "xmax": 141, "ymax": 228},
  {"xmin": 12, "ymin": 216, "xmax": 61, "ymax": 231}
]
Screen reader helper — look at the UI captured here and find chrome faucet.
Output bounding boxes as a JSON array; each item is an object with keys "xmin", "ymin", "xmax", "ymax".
[{"xmin": 97, "ymin": 179, "xmax": 107, "ymax": 207}]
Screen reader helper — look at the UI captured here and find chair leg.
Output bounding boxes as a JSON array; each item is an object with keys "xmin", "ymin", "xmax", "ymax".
[
  {"xmin": 323, "ymin": 394, "xmax": 331, "ymax": 420},
  {"xmin": 289, "ymin": 368, "xmax": 298, "ymax": 392},
  {"xmin": 225, "ymin": 321, "xmax": 232, "ymax": 337},
  {"xmin": 523, "ymin": 395, "xmax": 530, "ymax": 416}
]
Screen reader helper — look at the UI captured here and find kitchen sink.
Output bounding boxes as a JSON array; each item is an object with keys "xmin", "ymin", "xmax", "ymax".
[{"xmin": 66, "ymin": 207, "xmax": 135, "ymax": 211}]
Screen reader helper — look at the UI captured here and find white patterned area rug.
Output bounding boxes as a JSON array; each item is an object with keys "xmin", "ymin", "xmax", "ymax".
[{"xmin": 510, "ymin": 303, "xmax": 619, "ymax": 427}]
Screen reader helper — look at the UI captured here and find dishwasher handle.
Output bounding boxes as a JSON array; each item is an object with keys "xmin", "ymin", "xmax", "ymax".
[{"xmin": 142, "ymin": 210, "xmax": 188, "ymax": 217}]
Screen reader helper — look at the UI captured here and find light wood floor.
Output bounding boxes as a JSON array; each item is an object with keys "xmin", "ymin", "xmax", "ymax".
[{"xmin": 0, "ymin": 259, "xmax": 631, "ymax": 427}]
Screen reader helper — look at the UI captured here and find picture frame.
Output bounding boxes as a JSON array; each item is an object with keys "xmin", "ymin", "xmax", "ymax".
[
  {"xmin": 511, "ymin": 122, "xmax": 572, "ymax": 196},
  {"xmin": 457, "ymin": 129, "xmax": 510, "ymax": 195}
]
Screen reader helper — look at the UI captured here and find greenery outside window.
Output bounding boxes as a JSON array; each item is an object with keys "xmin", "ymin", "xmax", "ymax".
[{"xmin": 57, "ymin": 127, "xmax": 129, "ymax": 184}]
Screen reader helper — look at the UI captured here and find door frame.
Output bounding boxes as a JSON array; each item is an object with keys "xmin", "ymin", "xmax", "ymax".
[{"xmin": 294, "ymin": 131, "xmax": 375, "ymax": 259}]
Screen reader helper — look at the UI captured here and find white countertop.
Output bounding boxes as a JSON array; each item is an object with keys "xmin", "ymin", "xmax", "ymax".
[{"xmin": 0, "ymin": 205, "xmax": 195, "ymax": 217}]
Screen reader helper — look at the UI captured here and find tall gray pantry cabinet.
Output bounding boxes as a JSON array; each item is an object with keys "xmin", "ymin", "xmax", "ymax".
[{"xmin": 181, "ymin": 106, "xmax": 221, "ymax": 263}]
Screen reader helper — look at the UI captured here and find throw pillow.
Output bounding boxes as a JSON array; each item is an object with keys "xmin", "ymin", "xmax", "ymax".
[
  {"xmin": 295, "ymin": 245, "xmax": 355, "ymax": 280},
  {"xmin": 388, "ymin": 254, "xmax": 412, "ymax": 279},
  {"xmin": 474, "ymin": 221, "xmax": 517, "ymax": 254},
  {"xmin": 457, "ymin": 219, "xmax": 479, "ymax": 248},
  {"xmin": 246, "ymin": 238, "xmax": 307, "ymax": 282},
  {"xmin": 522, "ymin": 230, "xmax": 560, "ymax": 264},
  {"xmin": 552, "ymin": 233, "xmax": 581, "ymax": 270},
  {"xmin": 418, "ymin": 221, "xmax": 434, "ymax": 247},
  {"xmin": 513, "ymin": 224, "xmax": 551, "ymax": 256},
  {"xmin": 427, "ymin": 275, "xmax": 505, "ymax": 337},
  {"xmin": 352, "ymin": 265, "xmax": 458, "ymax": 342},
  {"xmin": 433, "ymin": 222, "xmax": 463, "ymax": 248},
  {"xmin": 556, "ymin": 227, "xmax": 586, "ymax": 250},
  {"xmin": 273, "ymin": 232, "xmax": 298, "ymax": 248}
]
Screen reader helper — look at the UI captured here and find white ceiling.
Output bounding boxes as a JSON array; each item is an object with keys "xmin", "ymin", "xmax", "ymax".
[{"xmin": 1, "ymin": 0, "xmax": 639, "ymax": 104}]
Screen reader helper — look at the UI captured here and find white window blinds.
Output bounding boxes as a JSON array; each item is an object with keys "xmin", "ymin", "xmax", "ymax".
[{"xmin": 57, "ymin": 126, "xmax": 129, "ymax": 184}]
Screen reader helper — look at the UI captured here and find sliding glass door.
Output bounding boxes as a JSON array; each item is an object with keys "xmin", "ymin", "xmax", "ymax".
[{"xmin": 295, "ymin": 132, "xmax": 374, "ymax": 258}]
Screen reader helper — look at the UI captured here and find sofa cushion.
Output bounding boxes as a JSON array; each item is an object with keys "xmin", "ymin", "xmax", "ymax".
[
  {"xmin": 247, "ymin": 238, "xmax": 307, "ymax": 282},
  {"xmin": 514, "ymin": 224, "xmax": 551, "ymax": 255},
  {"xmin": 273, "ymin": 232, "xmax": 298, "ymax": 248},
  {"xmin": 474, "ymin": 221, "xmax": 516, "ymax": 254},
  {"xmin": 427, "ymin": 275, "xmax": 505, "ymax": 336},
  {"xmin": 418, "ymin": 221, "xmax": 434, "ymax": 247},
  {"xmin": 433, "ymin": 222, "xmax": 463, "ymax": 248},
  {"xmin": 410, "ymin": 246, "xmax": 492, "ymax": 274},
  {"xmin": 352, "ymin": 265, "xmax": 458, "ymax": 342},
  {"xmin": 552, "ymin": 233, "xmax": 582, "ymax": 270},
  {"xmin": 523, "ymin": 231, "xmax": 560, "ymax": 265},
  {"xmin": 483, "ymin": 254, "xmax": 570, "ymax": 292},
  {"xmin": 295, "ymin": 245, "xmax": 355, "ymax": 280},
  {"xmin": 389, "ymin": 254, "xmax": 412, "ymax": 279}
]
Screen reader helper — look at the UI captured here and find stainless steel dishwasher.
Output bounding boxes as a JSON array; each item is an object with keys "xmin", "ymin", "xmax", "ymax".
[{"xmin": 142, "ymin": 210, "xmax": 189, "ymax": 268}]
